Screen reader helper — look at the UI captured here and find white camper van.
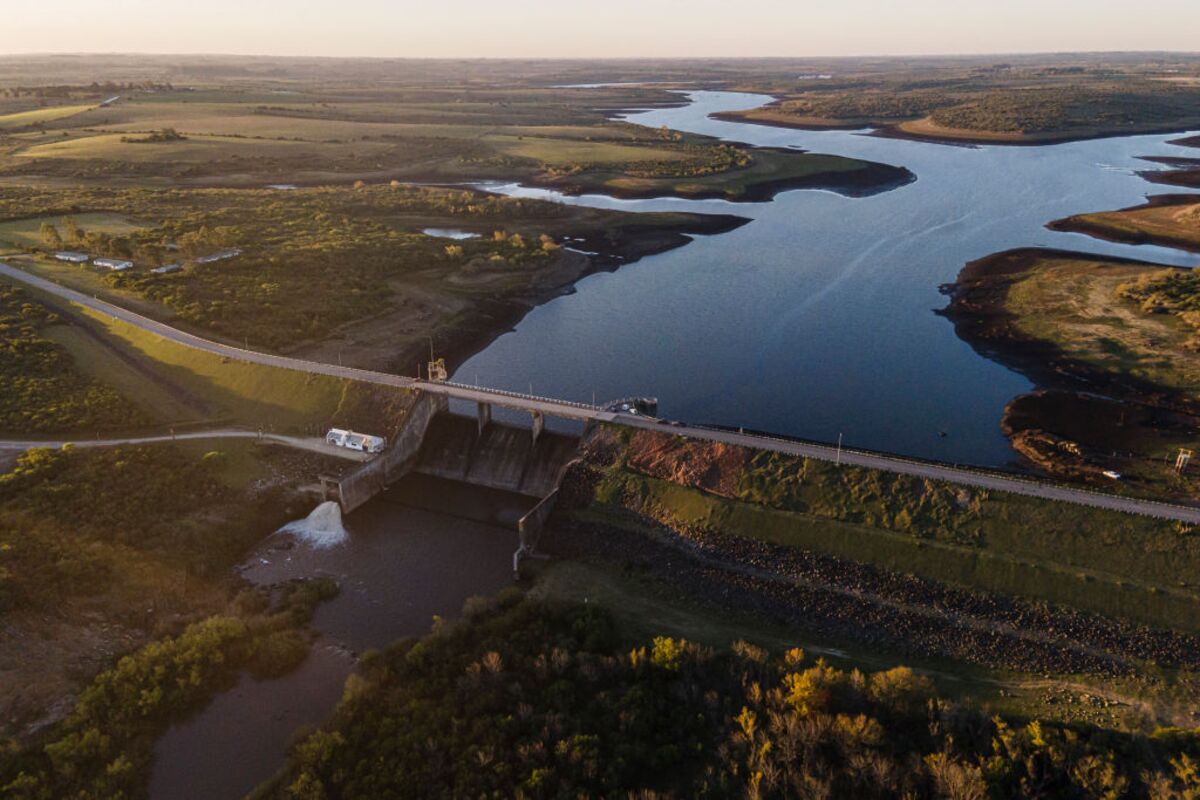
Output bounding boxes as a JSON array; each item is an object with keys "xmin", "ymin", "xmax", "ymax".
[{"xmin": 326, "ymin": 428, "xmax": 386, "ymax": 454}]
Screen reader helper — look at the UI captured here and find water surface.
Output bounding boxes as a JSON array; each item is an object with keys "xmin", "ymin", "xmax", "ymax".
[
  {"xmin": 149, "ymin": 492, "xmax": 520, "ymax": 799},
  {"xmin": 459, "ymin": 91, "xmax": 1199, "ymax": 467}
]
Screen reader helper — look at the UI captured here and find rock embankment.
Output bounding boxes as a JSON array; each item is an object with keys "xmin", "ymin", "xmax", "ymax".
[{"xmin": 555, "ymin": 462, "xmax": 1200, "ymax": 677}]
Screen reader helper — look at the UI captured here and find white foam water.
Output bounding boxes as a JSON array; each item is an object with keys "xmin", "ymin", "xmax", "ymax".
[{"xmin": 278, "ymin": 501, "xmax": 348, "ymax": 549}]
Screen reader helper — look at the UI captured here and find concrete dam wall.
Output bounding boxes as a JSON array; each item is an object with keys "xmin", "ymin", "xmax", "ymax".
[{"xmin": 415, "ymin": 412, "xmax": 580, "ymax": 498}]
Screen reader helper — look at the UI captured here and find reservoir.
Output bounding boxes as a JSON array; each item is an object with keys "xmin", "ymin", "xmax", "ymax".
[
  {"xmin": 148, "ymin": 93, "xmax": 1200, "ymax": 798},
  {"xmin": 458, "ymin": 91, "xmax": 1200, "ymax": 468}
]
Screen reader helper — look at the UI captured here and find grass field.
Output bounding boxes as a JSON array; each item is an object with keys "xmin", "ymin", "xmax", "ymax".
[
  {"xmin": 1006, "ymin": 256, "xmax": 1200, "ymax": 396},
  {"xmin": 1051, "ymin": 200, "xmax": 1200, "ymax": 252},
  {"xmin": 0, "ymin": 212, "xmax": 146, "ymax": 249},
  {"xmin": 78, "ymin": 305, "xmax": 363, "ymax": 429},
  {"xmin": 0, "ymin": 83, "xmax": 903, "ymax": 201},
  {"xmin": 0, "ymin": 103, "xmax": 95, "ymax": 130},
  {"xmin": 16, "ymin": 132, "xmax": 395, "ymax": 163}
]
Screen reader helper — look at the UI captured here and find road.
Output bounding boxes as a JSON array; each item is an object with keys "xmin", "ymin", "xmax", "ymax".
[
  {"xmin": 0, "ymin": 430, "xmax": 368, "ymax": 461},
  {"xmin": 3, "ymin": 259, "xmax": 1199, "ymax": 524}
]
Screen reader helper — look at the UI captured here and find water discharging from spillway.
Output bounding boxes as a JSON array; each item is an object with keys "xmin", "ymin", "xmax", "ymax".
[{"xmin": 277, "ymin": 500, "xmax": 348, "ymax": 548}]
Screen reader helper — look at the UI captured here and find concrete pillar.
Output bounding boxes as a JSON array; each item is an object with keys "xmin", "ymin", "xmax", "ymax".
[
  {"xmin": 531, "ymin": 411, "xmax": 544, "ymax": 444},
  {"xmin": 477, "ymin": 402, "xmax": 492, "ymax": 435}
]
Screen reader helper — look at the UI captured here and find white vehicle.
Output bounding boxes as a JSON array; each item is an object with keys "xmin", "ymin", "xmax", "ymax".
[
  {"xmin": 1102, "ymin": 470, "xmax": 1122, "ymax": 480},
  {"xmin": 325, "ymin": 428, "xmax": 386, "ymax": 454}
]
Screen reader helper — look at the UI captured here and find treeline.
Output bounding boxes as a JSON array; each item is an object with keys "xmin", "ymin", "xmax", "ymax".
[
  {"xmin": 1, "ymin": 81, "xmax": 171, "ymax": 99},
  {"xmin": 0, "ymin": 445, "xmax": 253, "ymax": 613},
  {"xmin": 267, "ymin": 594, "xmax": 1200, "ymax": 799},
  {"xmin": 0, "ymin": 284, "xmax": 136, "ymax": 433}
]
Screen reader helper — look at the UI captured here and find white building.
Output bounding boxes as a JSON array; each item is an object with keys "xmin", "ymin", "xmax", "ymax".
[
  {"xmin": 150, "ymin": 263, "xmax": 182, "ymax": 275},
  {"xmin": 94, "ymin": 258, "xmax": 134, "ymax": 272},
  {"xmin": 325, "ymin": 428, "xmax": 387, "ymax": 454},
  {"xmin": 54, "ymin": 251, "xmax": 89, "ymax": 263}
]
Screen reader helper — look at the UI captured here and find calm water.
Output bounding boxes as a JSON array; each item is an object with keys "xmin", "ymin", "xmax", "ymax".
[
  {"xmin": 148, "ymin": 492, "xmax": 521, "ymax": 800},
  {"xmin": 457, "ymin": 91, "xmax": 1200, "ymax": 467}
]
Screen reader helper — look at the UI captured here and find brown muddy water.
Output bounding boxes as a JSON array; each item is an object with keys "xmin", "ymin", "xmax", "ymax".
[{"xmin": 148, "ymin": 476, "xmax": 527, "ymax": 799}]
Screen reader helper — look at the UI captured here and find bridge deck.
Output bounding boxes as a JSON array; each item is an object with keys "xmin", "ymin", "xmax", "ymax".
[{"xmin": 3, "ymin": 260, "xmax": 1199, "ymax": 524}]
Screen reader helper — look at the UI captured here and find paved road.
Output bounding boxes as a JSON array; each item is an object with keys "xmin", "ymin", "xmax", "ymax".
[
  {"xmin": 3, "ymin": 260, "xmax": 1199, "ymax": 524},
  {"xmin": 0, "ymin": 430, "xmax": 368, "ymax": 461}
]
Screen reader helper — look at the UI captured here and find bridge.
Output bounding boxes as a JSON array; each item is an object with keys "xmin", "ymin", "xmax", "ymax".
[{"xmin": 3, "ymin": 259, "xmax": 1200, "ymax": 529}]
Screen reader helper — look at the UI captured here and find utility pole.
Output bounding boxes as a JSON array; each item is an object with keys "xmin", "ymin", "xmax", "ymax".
[{"xmin": 836, "ymin": 433, "xmax": 843, "ymax": 466}]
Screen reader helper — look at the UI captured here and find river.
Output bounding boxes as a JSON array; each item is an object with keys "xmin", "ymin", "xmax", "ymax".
[
  {"xmin": 147, "ymin": 483, "xmax": 524, "ymax": 800},
  {"xmin": 457, "ymin": 91, "xmax": 1200, "ymax": 467}
]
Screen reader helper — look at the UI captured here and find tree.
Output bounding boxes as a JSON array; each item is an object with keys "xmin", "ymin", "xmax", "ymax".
[
  {"xmin": 39, "ymin": 222, "xmax": 62, "ymax": 249},
  {"xmin": 62, "ymin": 216, "xmax": 82, "ymax": 244}
]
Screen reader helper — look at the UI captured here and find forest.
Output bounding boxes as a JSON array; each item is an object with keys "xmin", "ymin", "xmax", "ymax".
[
  {"xmin": 267, "ymin": 593, "xmax": 1200, "ymax": 799},
  {"xmin": 0, "ymin": 282, "xmax": 136, "ymax": 432}
]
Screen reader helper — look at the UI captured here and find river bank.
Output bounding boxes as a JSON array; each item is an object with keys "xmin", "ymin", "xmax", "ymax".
[
  {"xmin": 289, "ymin": 208, "xmax": 749, "ymax": 374},
  {"xmin": 939, "ymin": 247, "xmax": 1200, "ymax": 495},
  {"xmin": 146, "ymin": 487, "xmax": 524, "ymax": 800},
  {"xmin": 1046, "ymin": 194, "xmax": 1200, "ymax": 253}
]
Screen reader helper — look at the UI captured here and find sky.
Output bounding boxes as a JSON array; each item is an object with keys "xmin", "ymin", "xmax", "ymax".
[{"xmin": 5, "ymin": 0, "xmax": 1200, "ymax": 59}]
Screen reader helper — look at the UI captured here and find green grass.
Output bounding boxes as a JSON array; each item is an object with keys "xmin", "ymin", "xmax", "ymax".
[
  {"xmin": 489, "ymin": 134, "xmax": 689, "ymax": 165},
  {"xmin": 17, "ymin": 132, "xmax": 393, "ymax": 163},
  {"xmin": 0, "ymin": 212, "xmax": 146, "ymax": 249},
  {"xmin": 0, "ymin": 103, "xmax": 95, "ymax": 130},
  {"xmin": 78, "ymin": 304, "xmax": 369, "ymax": 429},
  {"xmin": 42, "ymin": 323, "xmax": 208, "ymax": 425}
]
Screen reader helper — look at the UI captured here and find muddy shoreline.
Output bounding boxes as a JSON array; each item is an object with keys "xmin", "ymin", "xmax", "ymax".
[
  {"xmin": 939, "ymin": 246, "xmax": 1198, "ymax": 413},
  {"xmin": 1045, "ymin": 194, "xmax": 1200, "ymax": 253},
  {"xmin": 939, "ymin": 247, "xmax": 1200, "ymax": 488},
  {"xmin": 525, "ymin": 150, "xmax": 915, "ymax": 202},
  {"xmin": 315, "ymin": 211, "xmax": 751, "ymax": 376},
  {"xmin": 713, "ymin": 108, "xmax": 1200, "ymax": 148}
]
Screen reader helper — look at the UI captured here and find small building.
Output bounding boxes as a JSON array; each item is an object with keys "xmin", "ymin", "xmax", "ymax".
[
  {"xmin": 94, "ymin": 258, "xmax": 134, "ymax": 272},
  {"xmin": 150, "ymin": 263, "xmax": 183, "ymax": 275},
  {"xmin": 54, "ymin": 251, "xmax": 89, "ymax": 263},
  {"xmin": 326, "ymin": 428, "xmax": 387, "ymax": 454},
  {"xmin": 194, "ymin": 248, "xmax": 242, "ymax": 265}
]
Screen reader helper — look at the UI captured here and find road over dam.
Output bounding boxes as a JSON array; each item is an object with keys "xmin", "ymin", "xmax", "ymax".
[{"xmin": 3, "ymin": 260, "xmax": 1199, "ymax": 525}]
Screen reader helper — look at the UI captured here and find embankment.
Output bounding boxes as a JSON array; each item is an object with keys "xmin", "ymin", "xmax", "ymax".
[{"xmin": 548, "ymin": 426, "xmax": 1200, "ymax": 675}]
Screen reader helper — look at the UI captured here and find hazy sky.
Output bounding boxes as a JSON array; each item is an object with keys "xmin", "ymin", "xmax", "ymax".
[{"xmin": 6, "ymin": 0, "xmax": 1200, "ymax": 58}]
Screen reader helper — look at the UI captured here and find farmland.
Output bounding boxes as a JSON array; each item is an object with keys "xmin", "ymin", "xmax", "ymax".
[{"xmin": 0, "ymin": 74, "xmax": 906, "ymax": 199}]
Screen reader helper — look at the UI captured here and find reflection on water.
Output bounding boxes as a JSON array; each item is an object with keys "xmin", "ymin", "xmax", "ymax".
[
  {"xmin": 457, "ymin": 91, "xmax": 1200, "ymax": 468},
  {"xmin": 149, "ymin": 485, "xmax": 522, "ymax": 799}
]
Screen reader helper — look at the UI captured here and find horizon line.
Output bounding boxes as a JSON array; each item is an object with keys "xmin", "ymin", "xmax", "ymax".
[{"xmin": 2, "ymin": 49, "xmax": 1200, "ymax": 62}]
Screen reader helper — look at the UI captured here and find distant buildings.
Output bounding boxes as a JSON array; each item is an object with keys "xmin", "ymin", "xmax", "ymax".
[
  {"xmin": 150, "ymin": 263, "xmax": 183, "ymax": 275},
  {"xmin": 93, "ymin": 258, "xmax": 134, "ymax": 272},
  {"xmin": 194, "ymin": 248, "xmax": 242, "ymax": 265},
  {"xmin": 54, "ymin": 251, "xmax": 89, "ymax": 263}
]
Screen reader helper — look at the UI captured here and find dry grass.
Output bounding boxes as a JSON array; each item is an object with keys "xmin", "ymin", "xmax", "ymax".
[{"xmin": 1006, "ymin": 256, "xmax": 1200, "ymax": 395}]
